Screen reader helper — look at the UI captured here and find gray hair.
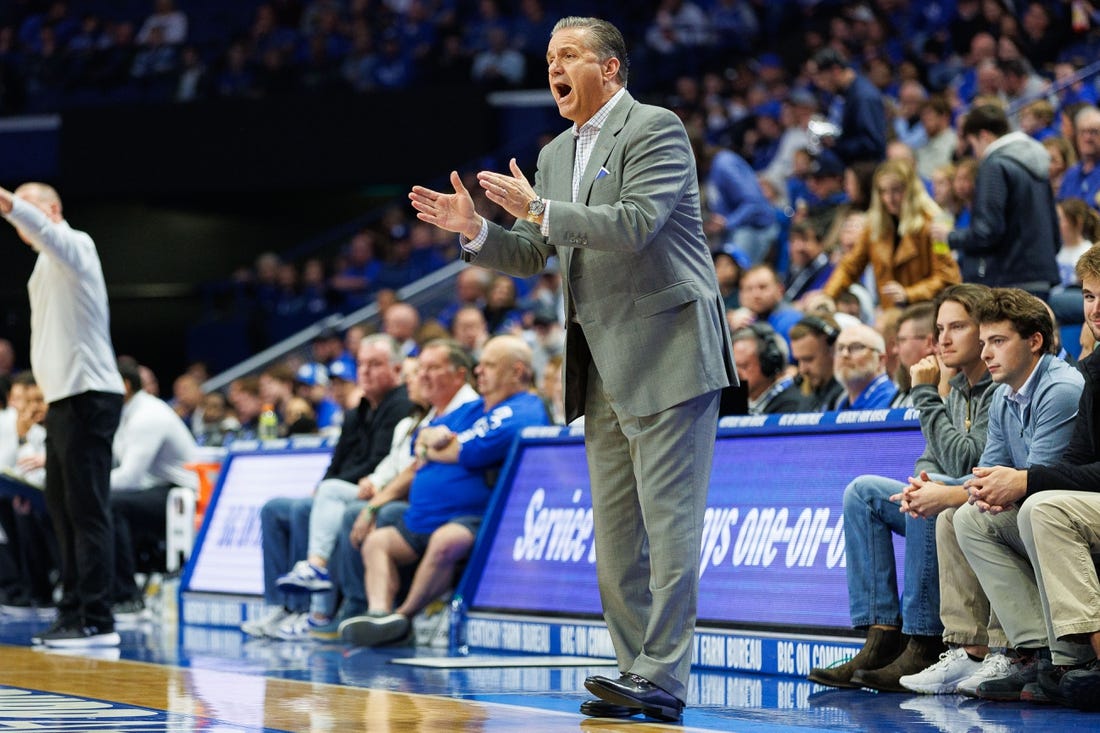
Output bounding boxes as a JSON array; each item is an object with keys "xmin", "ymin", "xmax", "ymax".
[
  {"xmin": 551, "ymin": 16, "xmax": 629, "ymax": 87},
  {"xmin": 360, "ymin": 333, "xmax": 403, "ymax": 366},
  {"xmin": 420, "ymin": 338, "xmax": 475, "ymax": 379}
]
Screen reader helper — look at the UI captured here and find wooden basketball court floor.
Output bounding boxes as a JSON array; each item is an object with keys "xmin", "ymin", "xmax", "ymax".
[{"xmin": 0, "ymin": 615, "xmax": 1095, "ymax": 732}]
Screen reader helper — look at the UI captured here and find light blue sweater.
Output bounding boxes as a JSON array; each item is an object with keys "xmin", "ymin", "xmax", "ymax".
[{"xmin": 978, "ymin": 354, "xmax": 1083, "ymax": 469}]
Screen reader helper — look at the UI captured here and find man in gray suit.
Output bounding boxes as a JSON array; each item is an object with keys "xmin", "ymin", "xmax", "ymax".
[{"xmin": 409, "ymin": 16, "xmax": 736, "ymax": 722}]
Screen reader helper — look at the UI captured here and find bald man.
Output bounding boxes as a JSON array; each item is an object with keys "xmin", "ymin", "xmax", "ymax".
[
  {"xmin": 834, "ymin": 323, "xmax": 898, "ymax": 410},
  {"xmin": 0, "ymin": 183, "xmax": 125, "ymax": 648}
]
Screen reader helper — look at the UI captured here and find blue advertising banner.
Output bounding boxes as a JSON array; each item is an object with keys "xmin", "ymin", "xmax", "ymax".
[
  {"xmin": 181, "ymin": 436, "xmax": 338, "ymax": 623},
  {"xmin": 463, "ymin": 410, "xmax": 925, "ymax": 632}
]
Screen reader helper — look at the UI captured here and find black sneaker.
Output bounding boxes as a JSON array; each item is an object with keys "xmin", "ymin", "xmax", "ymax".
[
  {"xmin": 1061, "ymin": 658, "xmax": 1100, "ymax": 711},
  {"xmin": 338, "ymin": 612, "xmax": 412, "ymax": 647},
  {"xmin": 1019, "ymin": 657, "xmax": 1076, "ymax": 706},
  {"xmin": 31, "ymin": 616, "xmax": 72, "ymax": 646},
  {"xmin": 42, "ymin": 624, "xmax": 121, "ymax": 649},
  {"xmin": 976, "ymin": 649, "xmax": 1044, "ymax": 701}
]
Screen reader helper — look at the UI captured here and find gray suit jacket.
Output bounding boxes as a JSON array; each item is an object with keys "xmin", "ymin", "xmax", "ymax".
[{"xmin": 467, "ymin": 91, "xmax": 737, "ymax": 422}]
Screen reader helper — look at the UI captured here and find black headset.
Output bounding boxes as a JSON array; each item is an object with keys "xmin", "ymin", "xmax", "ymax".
[
  {"xmin": 799, "ymin": 315, "xmax": 840, "ymax": 345},
  {"xmin": 748, "ymin": 322, "xmax": 786, "ymax": 378}
]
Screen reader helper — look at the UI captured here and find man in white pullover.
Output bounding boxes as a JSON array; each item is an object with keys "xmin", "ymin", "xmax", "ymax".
[
  {"xmin": 110, "ymin": 359, "xmax": 197, "ymax": 617},
  {"xmin": 0, "ymin": 182, "xmax": 125, "ymax": 648}
]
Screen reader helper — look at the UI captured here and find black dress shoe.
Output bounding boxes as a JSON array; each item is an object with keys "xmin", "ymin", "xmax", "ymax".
[
  {"xmin": 584, "ymin": 673, "xmax": 684, "ymax": 722},
  {"xmin": 579, "ymin": 698, "xmax": 639, "ymax": 718}
]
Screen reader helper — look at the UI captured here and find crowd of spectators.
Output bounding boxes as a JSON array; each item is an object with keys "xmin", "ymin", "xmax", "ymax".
[
  {"xmin": 0, "ymin": 0, "xmax": 564, "ymax": 113},
  {"xmin": 4, "ymin": 1, "xmax": 1100, "ymax": 413},
  {"xmin": 175, "ymin": 256, "xmax": 563, "ymax": 449},
  {"xmin": 9, "ymin": 3, "xmax": 1100, "ymax": 706},
  {"xmin": 7, "ymin": 1, "xmax": 1100, "ymax": 365},
  {"xmin": 0, "ymin": 1, "xmax": 1094, "ymax": 113}
]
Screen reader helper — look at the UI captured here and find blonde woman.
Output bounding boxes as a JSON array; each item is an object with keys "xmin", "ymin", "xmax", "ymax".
[{"xmin": 824, "ymin": 159, "xmax": 961, "ymax": 309}]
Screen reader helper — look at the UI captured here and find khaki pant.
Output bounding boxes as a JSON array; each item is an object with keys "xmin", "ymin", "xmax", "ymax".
[
  {"xmin": 937, "ymin": 506, "xmax": 1006, "ymax": 648},
  {"xmin": 955, "ymin": 502, "xmax": 1092, "ymax": 665},
  {"xmin": 1018, "ymin": 491, "xmax": 1100, "ymax": 642}
]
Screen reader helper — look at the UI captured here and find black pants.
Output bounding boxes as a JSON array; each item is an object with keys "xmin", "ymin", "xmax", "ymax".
[
  {"xmin": 44, "ymin": 391, "xmax": 123, "ymax": 630},
  {"xmin": 0, "ymin": 499, "xmax": 59, "ymax": 605},
  {"xmin": 110, "ymin": 485, "xmax": 172, "ymax": 603},
  {"xmin": 0, "ymin": 502, "xmax": 18, "ymax": 598}
]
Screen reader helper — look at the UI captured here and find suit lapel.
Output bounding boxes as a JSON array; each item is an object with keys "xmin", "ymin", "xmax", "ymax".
[
  {"xmin": 548, "ymin": 132, "xmax": 576, "ymax": 278},
  {"xmin": 550, "ymin": 133, "xmax": 575, "ymax": 202},
  {"xmin": 576, "ymin": 92, "xmax": 634, "ymax": 205}
]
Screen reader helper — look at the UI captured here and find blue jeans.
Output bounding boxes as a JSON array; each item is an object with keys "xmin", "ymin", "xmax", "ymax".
[
  {"xmin": 259, "ymin": 497, "xmax": 313, "ymax": 613},
  {"xmin": 332, "ymin": 502, "xmax": 369, "ymax": 615},
  {"xmin": 843, "ymin": 474, "xmax": 943, "ymax": 636},
  {"xmin": 330, "ymin": 500, "xmax": 409, "ymax": 616}
]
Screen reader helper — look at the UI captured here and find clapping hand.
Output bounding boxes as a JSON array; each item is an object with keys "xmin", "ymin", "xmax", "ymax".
[
  {"xmin": 478, "ymin": 158, "xmax": 537, "ymax": 221},
  {"xmin": 409, "ymin": 171, "xmax": 483, "ymax": 240}
]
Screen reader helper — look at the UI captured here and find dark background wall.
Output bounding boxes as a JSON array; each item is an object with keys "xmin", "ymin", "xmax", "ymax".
[{"xmin": 0, "ymin": 87, "xmax": 494, "ymax": 385}]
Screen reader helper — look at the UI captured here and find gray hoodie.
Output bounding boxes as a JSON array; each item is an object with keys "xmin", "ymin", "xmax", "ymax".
[
  {"xmin": 985, "ymin": 131, "xmax": 1051, "ymax": 180},
  {"xmin": 911, "ymin": 371, "xmax": 995, "ymax": 478}
]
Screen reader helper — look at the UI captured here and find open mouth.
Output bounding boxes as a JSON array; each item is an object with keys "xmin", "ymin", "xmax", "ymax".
[{"xmin": 553, "ymin": 82, "xmax": 573, "ymax": 101}]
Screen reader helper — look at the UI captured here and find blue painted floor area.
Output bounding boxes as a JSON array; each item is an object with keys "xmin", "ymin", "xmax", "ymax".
[{"xmin": 2, "ymin": 617, "xmax": 1097, "ymax": 732}]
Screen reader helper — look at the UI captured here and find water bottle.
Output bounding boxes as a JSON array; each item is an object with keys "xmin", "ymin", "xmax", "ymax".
[
  {"xmin": 448, "ymin": 594, "xmax": 468, "ymax": 655},
  {"xmin": 258, "ymin": 404, "xmax": 278, "ymax": 441}
]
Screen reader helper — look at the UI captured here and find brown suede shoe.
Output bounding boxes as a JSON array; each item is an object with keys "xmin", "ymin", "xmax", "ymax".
[
  {"xmin": 852, "ymin": 635, "xmax": 948, "ymax": 692},
  {"xmin": 808, "ymin": 627, "xmax": 907, "ymax": 688}
]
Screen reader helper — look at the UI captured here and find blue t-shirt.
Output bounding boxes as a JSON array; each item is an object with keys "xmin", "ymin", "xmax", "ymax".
[
  {"xmin": 1058, "ymin": 163, "xmax": 1100, "ymax": 208},
  {"xmin": 403, "ymin": 391, "xmax": 549, "ymax": 534},
  {"xmin": 837, "ymin": 373, "xmax": 898, "ymax": 411}
]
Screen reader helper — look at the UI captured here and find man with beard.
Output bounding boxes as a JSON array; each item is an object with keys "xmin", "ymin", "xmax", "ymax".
[{"xmin": 781, "ymin": 315, "xmax": 843, "ymax": 412}]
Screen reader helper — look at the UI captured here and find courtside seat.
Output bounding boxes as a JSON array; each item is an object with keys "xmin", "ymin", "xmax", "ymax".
[
  {"xmin": 164, "ymin": 460, "xmax": 222, "ymax": 573},
  {"xmin": 165, "ymin": 487, "xmax": 196, "ymax": 574},
  {"xmin": 1061, "ymin": 323, "xmax": 1083, "ymax": 360}
]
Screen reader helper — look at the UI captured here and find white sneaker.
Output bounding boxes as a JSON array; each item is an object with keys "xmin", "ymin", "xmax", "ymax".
[
  {"xmin": 241, "ymin": 606, "xmax": 291, "ymax": 638},
  {"xmin": 271, "ymin": 611, "xmax": 313, "ymax": 641},
  {"xmin": 275, "ymin": 560, "xmax": 332, "ymax": 593},
  {"xmin": 956, "ymin": 651, "xmax": 1012, "ymax": 697},
  {"xmin": 900, "ymin": 647, "xmax": 981, "ymax": 694}
]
